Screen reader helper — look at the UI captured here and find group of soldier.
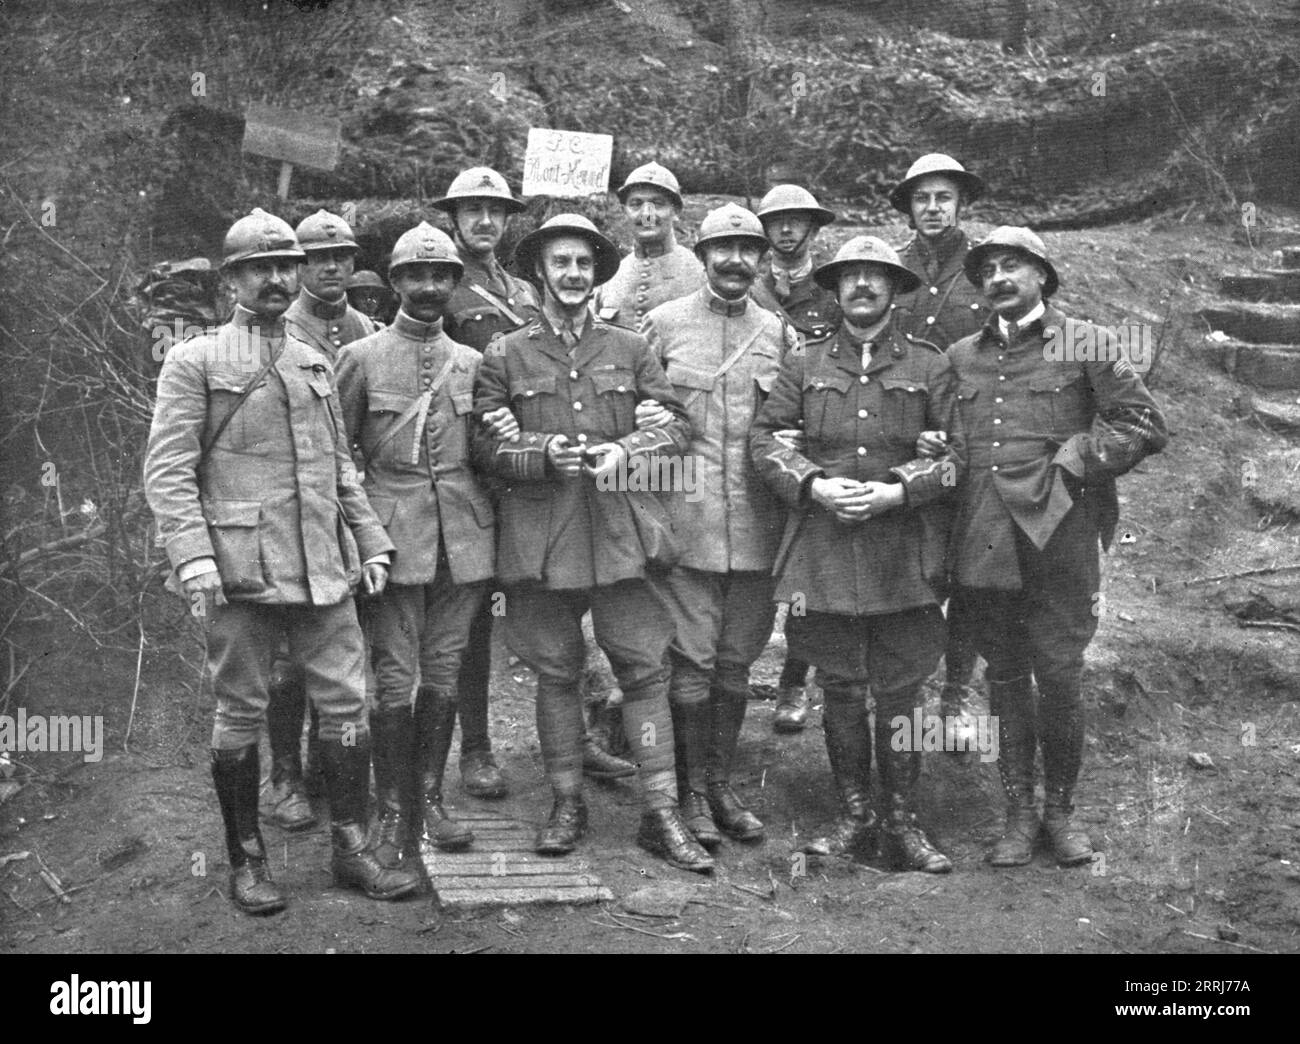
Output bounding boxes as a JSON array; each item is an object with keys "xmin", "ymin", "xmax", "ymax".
[{"xmin": 143, "ymin": 151, "xmax": 1168, "ymax": 915}]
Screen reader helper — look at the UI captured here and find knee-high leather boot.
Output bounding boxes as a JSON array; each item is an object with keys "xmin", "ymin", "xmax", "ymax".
[
  {"xmin": 987, "ymin": 671, "xmax": 1040, "ymax": 867},
  {"xmin": 706, "ymin": 671, "xmax": 763, "ymax": 842},
  {"xmin": 801, "ymin": 683, "xmax": 877, "ymax": 859},
  {"xmin": 414, "ymin": 686, "xmax": 474, "ymax": 851},
  {"xmin": 211, "ymin": 745, "xmax": 288, "ymax": 914}
]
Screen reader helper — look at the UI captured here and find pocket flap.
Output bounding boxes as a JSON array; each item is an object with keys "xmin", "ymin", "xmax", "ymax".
[
  {"xmin": 1028, "ymin": 371, "xmax": 1083, "ymax": 393},
  {"xmin": 205, "ymin": 499, "xmax": 261, "ymax": 527},
  {"xmin": 804, "ymin": 373, "xmax": 852, "ymax": 394},
  {"xmin": 509, "ymin": 374, "xmax": 557, "ymax": 398},
  {"xmin": 591, "ymin": 370, "xmax": 634, "ymax": 395},
  {"xmin": 666, "ymin": 363, "xmax": 714, "ymax": 391},
  {"xmin": 755, "ymin": 370, "xmax": 778, "ymax": 394},
  {"xmin": 957, "ymin": 381, "xmax": 980, "ymax": 401},
  {"xmin": 451, "ymin": 391, "xmax": 475, "ymax": 416},
  {"xmin": 880, "ymin": 376, "xmax": 929, "ymax": 394},
  {"xmin": 207, "ymin": 371, "xmax": 251, "ymax": 394},
  {"xmin": 368, "ymin": 389, "xmax": 417, "ymax": 414}
]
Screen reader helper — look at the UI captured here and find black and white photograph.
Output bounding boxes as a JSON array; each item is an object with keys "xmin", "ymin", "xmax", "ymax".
[{"xmin": 0, "ymin": 0, "xmax": 1297, "ymax": 980}]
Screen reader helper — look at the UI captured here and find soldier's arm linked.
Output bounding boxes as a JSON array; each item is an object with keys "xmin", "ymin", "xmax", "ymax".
[
  {"xmin": 612, "ymin": 340, "xmax": 690, "ymax": 460},
  {"xmin": 470, "ymin": 341, "xmax": 563, "ymax": 482},
  {"xmin": 750, "ymin": 349, "xmax": 825, "ymax": 508},
  {"xmin": 334, "ymin": 344, "xmax": 368, "ymax": 469},
  {"xmin": 890, "ymin": 355, "xmax": 964, "ymax": 507}
]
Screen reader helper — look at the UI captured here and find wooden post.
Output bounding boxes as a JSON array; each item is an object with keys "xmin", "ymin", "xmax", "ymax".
[{"xmin": 277, "ymin": 161, "xmax": 293, "ymax": 200}]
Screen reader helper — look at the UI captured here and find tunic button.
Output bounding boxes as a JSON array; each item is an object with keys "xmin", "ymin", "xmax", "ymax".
[
  {"xmin": 995, "ymin": 397, "xmax": 1003, "ymax": 403},
  {"xmin": 993, "ymin": 418, "xmax": 1002, "ymax": 425},
  {"xmin": 971, "ymin": 303, "xmax": 980, "ymax": 310},
  {"xmin": 570, "ymin": 369, "xmax": 579, "ymax": 379},
  {"xmin": 925, "ymin": 316, "xmax": 935, "ymax": 324},
  {"xmin": 859, "ymin": 375, "xmax": 869, "ymax": 384},
  {"xmin": 993, "ymin": 441, "xmax": 1001, "ymax": 448},
  {"xmin": 857, "ymin": 446, "xmax": 866, "ymax": 456},
  {"xmin": 998, "ymin": 375, "xmax": 1006, "ymax": 381},
  {"xmin": 577, "ymin": 433, "xmax": 588, "ymax": 442},
  {"xmin": 858, "ymin": 409, "xmax": 867, "ymax": 418},
  {"xmin": 424, "ymin": 345, "xmax": 433, "ymax": 353},
  {"xmin": 473, "ymin": 314, "xmax": 482, "ymax": 321},
  {"xmin": 929, "ymin": 287, "xmax": 938, "ymax": 296},
  {"xmin": 991, "ymin": 465, "xmax": 999, "ymax": 472},
  {"xmin": 423, "ymin": 361, "xmax": 433, "ymax": 369},
  {"xmin": 573, "ymin": 401, "xmax": 583, "ymax": 411},
  {"xmin": 617, "ymin": 385, "xmax": 626, "ymax": 393},
  {"xmin": 525, "ymin": 390, "xmax": 536, "ymax": 397}
]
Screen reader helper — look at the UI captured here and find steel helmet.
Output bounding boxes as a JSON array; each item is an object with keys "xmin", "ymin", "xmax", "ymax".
[
  {"xmin": 889, "ymin": 153, "xmax": 985, "ymax": 214},
  {"xmin": 388, "ymin": 222, "xmax": 464, "ymax": 276},
  {"xmin": 346, "ymin": 270, "xmax": 389, "ymax": 291},
  {"xmin": 295, "ymin": 209, "xmax": 360, "ymax": 252},
  {"xmin": 814, "ymin": 235, "xmax": 921, "ymax": 294},
  {"xmin": 512, "ymin": 213, "xmax": 621, "ymax": 287},
  {"xmin": 430, "ymin": 166, "xmax": 526, "ymax": 214},
  {"xmin": 964, "ymin": 226, "xmax": 1059, "ymax": 298},
  {"xmin": 220, "ymin": 208, "xmax": 305, "ymax": 269},
  {"xmin": 692, "ymin": 203, "xmax": 768, "ymax": 260},
  {"xmin": 616, "ymin": 162, "xmax": 684, "ymax": 209},
  {"xmin": 756, "ymin": 184, "xmax": 836, "ymax": 229}
]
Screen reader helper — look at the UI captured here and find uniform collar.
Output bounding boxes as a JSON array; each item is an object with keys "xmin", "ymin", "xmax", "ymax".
[
  {"xmin": 827, "ymin": 314, "xmax": 898, "ymax": 374},
  {"xmin": 460, "ymin": 251, "xmax": 508, "ymax": 289},
  {"xmin": 703, "ymin": 284, "xmax": 748, "ymax": 317},
  {"xmin": 913, "ymin": 226, "xmax": 966, "ymax": 272},
  {"xmin": 770, "ymin": 254, "xmax": 814, "ymax": 284},
  {"xmin": 299, "ymin": 287, "xmax": 348, "ymax": 320},
  {"xmin": 392, "ymin": 309, "xmax": 444, "ymax": 341},
  {"xmin": 995, "ymin": 300, "xmax": 1047, "ymax": 342},
  {"xmin": 231, "ymin": 303, "xmax": 285, "ymax": 334},
  {"xmin": 541, "ymin": 298, "xmax": 591, "ymax": 339}
]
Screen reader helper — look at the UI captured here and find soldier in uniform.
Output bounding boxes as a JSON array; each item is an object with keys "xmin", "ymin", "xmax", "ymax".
[
  {"xmin": 595, "ymin": 162, "xmax": 705, "ymax": 327},
  {"xmin": 751, "ymin": 236, "xmax": 962, "ymax": 874},
  {"xmin": 639, "ymin": 203, "xmax": 794, "ymax": 848},
  {"xmin": 473, "ymin": 214, "xmax": 713, "ymax": 872},
  {"xmin": 346, "ymin": 270, "xmax": 395, "ymax": 325},
  {"xmin": 260, "ymin": 209, "xmax": 377, "ymax": 834},
  {"xmin": 890, "ymin": 153, "xmax": 990, "ymax": 741},
  {"xmin": 429, "ymin": 167, "xmax": 541, "ymax": 799},
  {"xmin": 751, "ymin": 184, "xmax": 842, "ymax": 733},
  {"xmin": 918, "ymin": 227, "xmax": 1167, "ymax": 867},
  {"xmin": 144, "ymin": 209, "xmax": 420, "ymax": 914},
  {"xmin": 337, "ymin": 223, "xmax": 494, "ymax": 872}
]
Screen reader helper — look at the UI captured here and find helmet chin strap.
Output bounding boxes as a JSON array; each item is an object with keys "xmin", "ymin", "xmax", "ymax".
[{"xmin": 541, "ymin": 269, "xmax": 592, "ymax": 317}]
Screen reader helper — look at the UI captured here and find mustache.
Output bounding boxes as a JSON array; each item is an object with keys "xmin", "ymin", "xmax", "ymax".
[
  {"xmin": 258, "ymin": 285, "xmax": 289, "ymax": 298},
  {"xmin": 407, "ymin": 291, "xmax": 446, "ymax": 305},
  {"xmin": 714, "ymin": 263, "xmax": 755, "ymax": 277}
]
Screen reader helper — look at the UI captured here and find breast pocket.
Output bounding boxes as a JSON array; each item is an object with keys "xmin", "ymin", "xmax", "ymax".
[
  {"xmin": 445, "ymin": 389, "xmax": 476, "ymax": 460},
  {"xmin": 366, "ymin": 389, "xmax": 421, "ymax": 469},
  {"xmin": 801, "ymin": 372, "xmax": 853, "ymax": 440},
  {"xmin": 1027, "ymin": 371, "xmax": 1089, "ymax": 434},
  {"xmin": 508, "ymin": 372, "xmax": 559, "ymax": 432},
  {"xmin": 665, "ymin": 362, "xmax": 714, "ymax": 434},
  {"xmin": 205, "ymin": 370, "xmax": 260, "ymax": 449},
  {"xmin": 589, "ymin": 368, "xmax": 638, "ymax": 436},
  {"xmin": 880, "ymin": 376, "xmax": 930, "ymax": 437}
]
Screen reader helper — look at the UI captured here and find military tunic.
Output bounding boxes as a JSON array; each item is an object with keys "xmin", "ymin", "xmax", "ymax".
[
  {"xmin": 472, "ymin": 312, "xmax": 689, "ymax": 690},
  {"xmin": 641, "ymin": 286, "xmax": 791, "ymax": 674},
  {"xmin": 444, "ymin": 253, "xmax": 540, "ymax": 353},
  {"xmin": 750, "ymin": 267, "xmax": 840, "ymax": 346},
  {"xmin": 891, "ymin": 229, "xmax": 988, "ymax": 352},
  {"xmin": 144, "ymin": 307, "xmax": 393, "ymax": 747},
  {"xmin": 336, "ymin": 311, "xmax": 494, "ymax": 704},
  {"xmin": 596, "ymin": 241, "xmax": 705, "ymax": 328},
  {"xmin": 285, "ymin": 290, "xmax": 377, "ymax": 363}
]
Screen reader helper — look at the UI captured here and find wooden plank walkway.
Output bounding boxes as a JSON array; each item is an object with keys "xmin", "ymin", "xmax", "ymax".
[{"xmin": 422, "ymin": 809, "xmax": 614, "ymax": 910}]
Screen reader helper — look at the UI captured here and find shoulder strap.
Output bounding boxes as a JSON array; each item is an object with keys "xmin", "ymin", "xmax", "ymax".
[
  {"xmin": 466, "ymin": 282, "xmax": 525, "ymax": 328},
  {"xmin": 681, "ymin": 326, "xmax": 764, "ymax": 410},
  {"xmin": 199, "ymin": 349, "xmax": 281, "ymax": 463},
  {"xmin": 362, "ymin": 354, "xmax": 458, "ymax": 468}
]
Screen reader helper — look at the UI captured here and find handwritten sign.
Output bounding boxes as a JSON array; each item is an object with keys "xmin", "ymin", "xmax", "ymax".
[{"xmin": 522, "ymin": 128, "xmax": 613, "ymax": 198}]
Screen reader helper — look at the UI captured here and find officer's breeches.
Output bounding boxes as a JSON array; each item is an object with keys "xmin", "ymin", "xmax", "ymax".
[
  {"xmin": 366, "ymin": 577, "xmax": 486, "ymax": 710},
  {"xmin": 208, "ymin": 600, "xmax": 368, "ymax": 749},
  {"xmin": 653, "ymin": 567, "xmax": 776, "ymax": 682}
]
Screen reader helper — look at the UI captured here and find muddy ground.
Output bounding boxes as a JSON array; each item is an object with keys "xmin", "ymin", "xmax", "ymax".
[{"xmin": 4, "ymin": 207, "xmax": 1300, "ymax": 956}]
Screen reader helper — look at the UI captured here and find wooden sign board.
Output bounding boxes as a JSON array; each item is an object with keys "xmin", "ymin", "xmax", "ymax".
[
  {"xmin": 522, "ymin": 127, "xmax": 613, "ymax": 198},
  {"xmin": 242, "ymin": 104, "xmax": 343, "ymax": 198}
]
